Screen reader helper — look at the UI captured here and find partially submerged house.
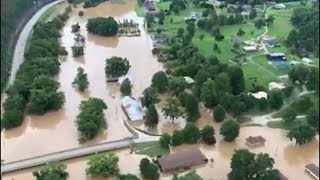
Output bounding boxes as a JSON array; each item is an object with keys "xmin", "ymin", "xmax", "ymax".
[
  {"xmin": 305, "ymin": 163, "xmax": 319, "ymax": 180},
  {"xmin": 245, "ymin": 136, "xmax": 266, "ymax": 148},
  {"xmin": 157, "ymin": 149, "xmax": 208, "ymax": 173},
  {"xmin": 121, "ymin": 96, "xmax": 145, "ymax": 121}
]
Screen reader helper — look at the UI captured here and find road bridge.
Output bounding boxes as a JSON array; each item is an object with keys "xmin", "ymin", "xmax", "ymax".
[{"xmin": 1, "ymin": 138, "xmax": 134, "ymax": 174}]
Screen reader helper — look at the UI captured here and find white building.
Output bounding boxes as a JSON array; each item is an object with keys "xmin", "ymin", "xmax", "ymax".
[{"xmin": 121, "ymin": 96, "xmax": 145, "ymax": 121}]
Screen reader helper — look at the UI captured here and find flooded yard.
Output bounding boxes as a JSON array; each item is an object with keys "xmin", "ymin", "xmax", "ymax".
[
  {"xmin": 1, "ymin": 0, "xmax": 319, "ymax": 180},
  {"xmin": 1, "ymin": 0, "xmax": 162, "ymax": 162}
]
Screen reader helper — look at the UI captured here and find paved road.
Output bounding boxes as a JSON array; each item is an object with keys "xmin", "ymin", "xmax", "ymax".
[
  {"xmin": 1, "ymin": 0, "xmax": 65, "ymax": 106},
  {"xmin": 1, "ymin": 138, "xmax": 133, "ymax": 174}
]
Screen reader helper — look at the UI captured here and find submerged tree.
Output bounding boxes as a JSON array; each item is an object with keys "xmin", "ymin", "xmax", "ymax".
[
  {"xmin": 152, "ymin": 71, "xmax": 169, "ymax": 92},
  {"xmin": 120, "ymin": 78, "xmax": 132, "ymax": 96},
  {"xmin": 75, "ymin": 98, "xmax": 107, "ymax": 142},
  {"xmin": 105, "ymin": 56, "xmax": 130, "ymax": 78},
  {"xmin": 140, "ymin": 87, "xmax": 159, "ymax": 107},
  {"xmin": 220, "ymin": 120, "xmax": 240, "ymax": 142},
  {"xmin": 228, "ymin": 149, "xmax": 277, "ymax": 180},
  {"xmin": 86, "ymin": 17, "xmax": 119, "ymax": 36},
  {"xmin": 72, "ymin": 45, "xmax": 84, "ymax": 57},
  {"xmin": 33, "ymin": 163, "xmax": 69, "ymax": 180},
  {"xmin": 72, "ymin": 67, "xmax": 89, "ymax": 92},
  {"xmin": 145, "ymin": 104, "xmax": 159, "ymax": 128},
  {"xmin": 86, "ymin": 153, "xmax": 119, "ymax": 177},
  {"xmin": 162, "ymin": 98, "xmax": 182, "ymax": 124},
  {"xmin": 287, "ymin": 124, "xmax": 317, "ymax": 145}
]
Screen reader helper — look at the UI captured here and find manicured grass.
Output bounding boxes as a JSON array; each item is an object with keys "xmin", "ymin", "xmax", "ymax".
[
  {"xmin": 242, "ymin": 62, "xmax": 277, "ymax": 90},
  {"xmin": 266, "ymin": 9, "xmax": 293, "ymax": 39},
  {"xmin": 134, "ymin": 141, "xmax": 170, "ymax": 157},
  {"xmin": 267, "ymin": 117, "xmax": 307, "ymax": 130},
  {"xmin": 252, "ymin": 55, "xmax": 289, "ymax": 76},
  {"xmin": 38, "ymin": 5, "xmax": 60, "ymax": 22}
]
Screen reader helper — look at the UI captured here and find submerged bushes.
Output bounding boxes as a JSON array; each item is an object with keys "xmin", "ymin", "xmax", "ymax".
[
  {"xmin": 86, "ymin": 17, "xmax": 119, "ymax": 36},
  {"xmin": 1, "ymin": 7, "xmax": 71, "ymax": 130}
]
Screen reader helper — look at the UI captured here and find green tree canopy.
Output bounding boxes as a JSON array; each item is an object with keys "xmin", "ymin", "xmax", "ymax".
[
  {"xmin": 72, "ymin": 67, "xmax": 89, "ymax": 92},
  {"xmin": 105, "ymin": 56, "xmax": 130, "ymax": 78},
  {"xmin": 182, "ymin": 123, "xmax": 201, "ymax": 144},
  {"xmin": 220, "ymin": 120, "xmax": 240, "ymax": 142},
  {"xmin": 139, "ymin": 158, "xmax": 160, "ymax": 180},
  {"xmin": 184, "ymin": 93, "xmax": 201, "ymax": 122},
  {"xmin": 75, "ymin": 98, "xmax": 107, "ymax": 142},
  {"xmin": 86, "ymin": 153, "xmax": 119, "ymax": 177},
  {"xmin": 201, "ymin": 125, "xmax": 216, "ymax": 145},
  {"xmin": 287, "ymin": 124, "xmax": 317, "ymax": 145},
  {"xmin": 152, "ymin": 71, "xmax": 169, "ymax": 92},
  {"xmin": 33, "ymin": 163, "xmax": 69, "ymax": 180},
  {"xmin": 200, "ymin": 79, "xmax": 218, "ymax": 107},
  {"xmin": 307, "ymin": 107, "xmax": 319, "ymax": 132},
  {"xmin": 171, "ymin": 130, "xmax": 184, "ymax": 146},
  {"xmin": 162, "ymin": 98, "xmax": 182, "ymax": 123},
  {"xmin": 282, "ymin": 108, "xmax": 297, "ymax": 123},
  {"xmin": 268, "ymin": 89, "xmax": 283, "ymax": 110},
  {"xmin": 86, "ymin": 17, "xmax": 119, "ymax": 36},
  {"xmin": 116, "ymin": 174, "xmax": 140, "ymax": 180},
  {"xmin": 169, "ymin": 76, "xmax": 187, "ymax": 95},
  {"xmin": 120, "ymin": 78, "xmax": 132, "ymax": 96},
  {"xmin": 159, "ymin": 133, "xmax": 171, "ymax": 149},
  {"xmin": 145, "ymin": 104, "xmax": 159, "ymax": 128},
  {"xmin": 213, "ymin": 104, "xmax": 225, "ymax": 122},
  {"xmin": 228, "ymin": 149, "xmax": 277, "ymax": 180},
  {"xmin": 141, "ymin": 87, "xmax": 159, "ymax": 107}
]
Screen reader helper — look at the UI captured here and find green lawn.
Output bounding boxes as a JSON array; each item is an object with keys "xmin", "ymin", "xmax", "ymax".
[
  {"xmin": 153, "ymin": 2, "xmax": 264, "ymax": 62},
  {"xmin": 267, "ymin": 117, "xmax": 308, "ymax": 130},
  {"xmin": 252, "ymin": 55, "xmax": 289, "ymax": 76},
  {"xmin": 267, "ymin": 9, "xmax": 293, "ymax": 39},
  {"xmin": 242, "ymin": 62, "xmax": 277, "ymax": 90},
  {"xmin": 38, "ymin": 5, "xmax": 61, "ymax": 22},
  {"xmin": 133, "ymin": 141, "xmax": 169, "ymax": 157}
]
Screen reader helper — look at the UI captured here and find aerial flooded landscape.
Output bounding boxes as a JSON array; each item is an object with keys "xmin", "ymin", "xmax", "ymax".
[{"xmin": 0, "ymin": 0, "xmax": 319, "ymax": 179}]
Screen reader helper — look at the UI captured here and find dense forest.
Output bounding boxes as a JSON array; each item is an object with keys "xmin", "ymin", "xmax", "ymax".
[
  {"xmin": 286, "ymin": 3, "xmax": 319, "ymax": 57},
  {"xmin": 1, "ymin": 0, "xmax": 37, "ymax": 92}
]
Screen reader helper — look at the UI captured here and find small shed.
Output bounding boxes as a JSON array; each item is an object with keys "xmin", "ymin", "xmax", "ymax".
[
  {"xmin": 302, "ymin": 57, "xmax": 313, "ymax": 64},
  {"xmin": 245, "ymin": 136, "xmax": 266, "ymax": 148},
  {"xmin": 243, "ymin": 46, "xmax": 259, "ymax": 53},
  {"xmin": 248, "ymin": 91, "xmax": 268, "ymax": 100},
  {"xmin": 158, "ymin": 149, "xmax": 208, "ymax": 173},
  {"xmin": 121, "ymin": 96, "xmax": 145, "ymax": 121},
  {"xmin": 305, "ymin": 163, "xmax": 319, "ymax": 180},
  {"xmin": 184, "ymin": 76, "xmax": 195, "ymax": 84}
]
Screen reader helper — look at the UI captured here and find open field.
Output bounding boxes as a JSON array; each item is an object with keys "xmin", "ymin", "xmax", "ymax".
[
  {"xmin": 252, "ymin": 55, "xmax": 289, "ymax": 76},
  {"xmin": 133, "ymin": 141, "xmax": 169, "ymax": 157}
]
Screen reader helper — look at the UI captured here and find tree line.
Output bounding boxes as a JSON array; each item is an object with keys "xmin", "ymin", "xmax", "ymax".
[
  {"xmin": 1, "ymin": 6, "xmax": 72, "ymax": 130},
  {"xmin": 1, "ymin": 0, "xmax": 40, "ymax": 92}
]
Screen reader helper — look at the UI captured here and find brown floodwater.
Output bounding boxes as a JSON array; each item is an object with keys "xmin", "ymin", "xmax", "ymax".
[
  {"xmin": 3, "ymin": 127, "xmax": 319, "ymax": 180},
  {"xmin": 1, "ymin": 0, "xmax": 163, "ymax": 162},
  {"xmin": 2, "ymin": 1, "xmax": 319, "ymax": 180}
]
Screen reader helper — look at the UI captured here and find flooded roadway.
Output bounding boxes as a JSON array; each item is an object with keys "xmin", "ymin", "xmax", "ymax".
[
  {"xmin": 1, "ymin": 0, "xmax": 319, "ymax": 179},
  {"xmin": 1, "ymin": 0, "xmax": 162, "ymax": 162}
]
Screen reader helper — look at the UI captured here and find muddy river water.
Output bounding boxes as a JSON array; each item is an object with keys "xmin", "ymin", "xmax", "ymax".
[{"xmin": 1, "ymin": 0, "xmax": 319, "ymax": 180}]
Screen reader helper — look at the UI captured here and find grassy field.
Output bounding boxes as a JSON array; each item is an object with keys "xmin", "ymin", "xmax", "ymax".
[
  {"xmin": 133, "ymin": 141, "xmax": 170, "ymax": 157},
  {"xmin": 267, "ymin": 117, "xmax": 307, "ymax": 130},
  {"xmin": 242, "ymin": 62, "xmax": 277, "ymax": 90},
  {"xmin": 154, "ymin": 2, "xmax": 264, "ymax": 62},
  {"xmin": 266, "ymin": 9, "xmax": 293, "ymax": 39},
  {"xmin": 251, "ymin": 55, "xmax": 289, "ymax": 76},
  {"xmin": 135, "ymin": 2, "xmax": 145, "ymax": 17}
]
